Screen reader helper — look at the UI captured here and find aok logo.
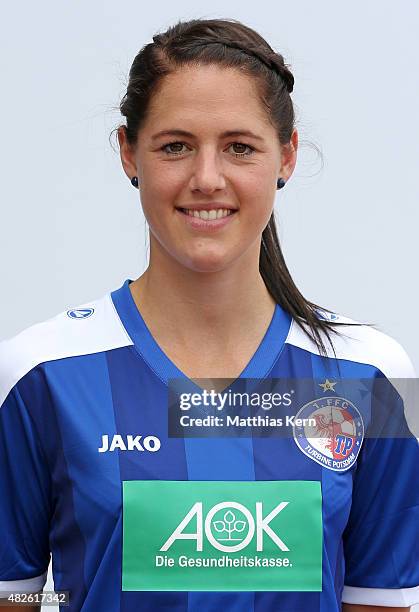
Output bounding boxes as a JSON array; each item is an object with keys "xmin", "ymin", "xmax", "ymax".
[
  {"xmin": 98, "ymin": 434, "xmax": 161, "ymax": 453},
  {"xmin": 160, "ymin": 501, "xmax": 290, "ymax": 553}
]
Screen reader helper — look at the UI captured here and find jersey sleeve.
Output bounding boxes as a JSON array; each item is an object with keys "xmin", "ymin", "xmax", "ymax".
[
  {"xmin": 341, "ymin": 357, "xmax": 419, "ymax": 607},
  {"xmin": 0, "ymin": 383, "xmax": 51, "ymax": 597}
]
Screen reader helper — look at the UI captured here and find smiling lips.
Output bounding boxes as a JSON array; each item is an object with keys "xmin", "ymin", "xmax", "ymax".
[
  {"xmin": 175, "ymin": 206, "xmax": 237, "ymax": 230},
  {"xmin": 175, "ymin": 203, "xmax": 238, "ymax": 221},
  {"xmin": 179, "ymin": 208, "xmax": 235, "ymax": 220}
]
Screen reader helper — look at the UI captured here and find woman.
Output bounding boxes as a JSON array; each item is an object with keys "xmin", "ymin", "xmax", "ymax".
[{"xmin": 0, "ymin": 17, "xmax": 418, "ymax": 612}]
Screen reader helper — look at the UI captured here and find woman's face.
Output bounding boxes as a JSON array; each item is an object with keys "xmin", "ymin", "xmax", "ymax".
[{"xmin": 119, "ymin": 64, "xmax": 298, "ymax": 273}]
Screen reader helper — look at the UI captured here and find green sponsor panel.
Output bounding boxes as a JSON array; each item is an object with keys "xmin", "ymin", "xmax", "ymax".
[{"xmin": 122, "ymin": 480, "xmax": 322, "ymax": 591}]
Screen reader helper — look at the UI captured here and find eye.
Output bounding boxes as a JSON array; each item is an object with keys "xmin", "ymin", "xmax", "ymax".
[
  {"xmin": 161, "ymin": 140, "xmax": 255, "ymax": 157},
  {"xmin": 229, "ymin": 142, "xmax": 255, "ymax": 158},
  {"xmin": 161, "ymin": 141, "xmax": 188, "ymax": 156}
]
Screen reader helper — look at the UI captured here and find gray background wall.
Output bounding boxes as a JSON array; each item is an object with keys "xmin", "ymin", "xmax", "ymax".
[{"xmin": 1, "ymin": 0, "xmax": 417, "ymax": 609}]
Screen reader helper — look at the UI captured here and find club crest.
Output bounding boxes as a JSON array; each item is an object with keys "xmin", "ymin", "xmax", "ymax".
[{"xmin": 293, "ymin": 396, "xmax": 364, "ymax": 472}]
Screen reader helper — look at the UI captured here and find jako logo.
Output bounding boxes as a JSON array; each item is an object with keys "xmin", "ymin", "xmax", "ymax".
[
  {"xmin": 160, "ymin": 501, "xmax": 289, "ymax": 553},
  {"xmin": 67, "ymin": 308, "xmax": 94, "ymax": 319},
  {"xmin": 98, "ymin": 434, "xmax": 161, "ymax": 453}
]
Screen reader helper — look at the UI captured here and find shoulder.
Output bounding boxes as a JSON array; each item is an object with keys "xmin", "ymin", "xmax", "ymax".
[
  {"xmin": 0, "ymin": 289, "xmax": 133, "ymax": 405},
  {"xmin": 286, "ymin": 307, "xmax": 417, "ymax": 379}
]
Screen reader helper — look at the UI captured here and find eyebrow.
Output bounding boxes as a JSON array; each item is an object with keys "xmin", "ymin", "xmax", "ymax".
[{"xmin": 151, "ymin": 129, "xmax": 265, "ymax": 142}]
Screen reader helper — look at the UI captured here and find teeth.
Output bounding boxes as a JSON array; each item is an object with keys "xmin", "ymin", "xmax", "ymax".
[{"xmin": 182, "ymin": 208, "xmax": 233, "ymax": 219}]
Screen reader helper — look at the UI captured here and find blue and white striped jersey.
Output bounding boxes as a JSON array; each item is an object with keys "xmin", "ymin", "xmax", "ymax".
[{"xmin": 0, "ymin": 278, "xmax": 418, "ymax": 611}]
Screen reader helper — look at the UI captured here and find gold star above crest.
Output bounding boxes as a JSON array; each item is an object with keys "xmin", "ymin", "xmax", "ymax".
[{"xmin": 319, "ymin": 379, "xmax": 337, "ymax": 392}]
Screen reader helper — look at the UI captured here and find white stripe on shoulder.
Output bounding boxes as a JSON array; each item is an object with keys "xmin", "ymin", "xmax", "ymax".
[
  {"xmin": 0, "ymin": 291, "xmax": 133, "ymax": 406},
  {"xmin": 0, "ymin": 570, "xmax": 48, "ymax": 598},
  {"xmin": 286, "ymin": 315, "xmax": 419, "ymax": 438},
  {"xmin": 342, "ymin": 584, "xmax": 419, "ymax": 606},
  {"xmin": 286, "ymin": 314, "xmax": 417, "ymax": 379}
]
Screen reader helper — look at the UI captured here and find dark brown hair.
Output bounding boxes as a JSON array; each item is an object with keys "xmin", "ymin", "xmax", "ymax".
[{"xmin": 111, "ymin": 17, "xmax": 369, "ymax": 357}]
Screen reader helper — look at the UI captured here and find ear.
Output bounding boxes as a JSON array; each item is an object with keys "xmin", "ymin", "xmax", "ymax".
[
  {"xmin": 279, "ymin": 128, "xmax": 298, "ymax": 182},
  {"xmin": 117, "ymin": 126, "xmax": 139, "ymax": 181}
]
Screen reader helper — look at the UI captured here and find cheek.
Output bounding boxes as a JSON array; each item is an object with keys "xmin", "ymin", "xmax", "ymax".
[
  {"xmin": 239, "ymin": 174, "xmax": 276, "ymax": 226},
  {"xmin": 139, "ymin": 176, "xmax": 177, "ymax": 225},
  {"xmin": 142, "ymin": 172, "xmax": 174, "ymax": 201}
]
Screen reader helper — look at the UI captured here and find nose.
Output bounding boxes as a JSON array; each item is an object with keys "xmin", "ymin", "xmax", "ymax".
[{"xmin": 188, "ymin": 146, "xmax": 227, "ymax": 194}]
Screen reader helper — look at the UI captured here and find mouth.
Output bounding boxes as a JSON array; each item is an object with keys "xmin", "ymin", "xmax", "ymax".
[
  {"xmin": 175, "ymin": 207, "xmax": 237, "ymax": 220},
  {"xmin": 174, "ymin": 206, "xmax": 238, "ymax": 231}
]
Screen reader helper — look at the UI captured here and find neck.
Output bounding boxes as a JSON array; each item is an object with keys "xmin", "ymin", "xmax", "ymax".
[{"xmin": 129, "ymin": 239, "xmax": 276, "ymax": 349}]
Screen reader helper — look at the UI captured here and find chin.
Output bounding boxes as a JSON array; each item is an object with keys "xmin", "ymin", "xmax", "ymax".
[{"xmin": 181, "ymin": 251, "xmax": 235, "ymax": 274}]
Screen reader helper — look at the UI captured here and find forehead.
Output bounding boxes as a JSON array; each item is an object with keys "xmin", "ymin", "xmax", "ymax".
[{"xmin": 144, "ymin": 64, "xmax": 271, "ymax": 132}]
